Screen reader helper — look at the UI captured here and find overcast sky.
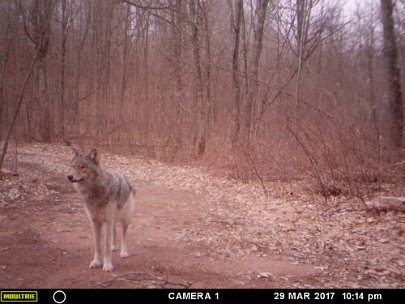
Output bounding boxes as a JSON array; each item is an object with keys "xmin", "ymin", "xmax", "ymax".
[{"xmin": 340, "ymin": 0, "xmax": 379, "ymax": 18}]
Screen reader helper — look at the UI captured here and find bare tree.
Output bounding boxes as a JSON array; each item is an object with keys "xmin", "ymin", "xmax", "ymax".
[
  {"xmin": 1, "ymin": 0, "xmax": 402, "ymax": 194},
  {"xmin": 0, "ymin": 1, "xmax": 53, "ymax": 171},
  {"xmin": 199, "ymin": 1, "xmax": 213, "ymax": 156},
  {"xmin": 0, "ymin": 1, "xmax": 17, "ymax": 138},
  {"xmin": 189, "ymin": 0, "xmax": 204, "ymax": 155},
  {"xmin": 244, "ymin": 0, "xmax": 269, "ymax": 143},
  {"xmin": 380, "ymin": 0, "xmax": 404, "ymax": 149},
  {"xmin": 188, "ymin": 0, "xmax": 212, "ymax": 157},
  {"xmin": 22, "ymin": 0, "xmax": 56, "ymax": 141},
  {"xmin": 69, "ymin": 0, "xmax": 91, "ymax": 139},
  {"xmin": 229, "ymin": 0, "xmax": 243, "ymax": 146},
  {"xmin": 58, "ymin": 0, "xmax": 68, "ymax": 142}
]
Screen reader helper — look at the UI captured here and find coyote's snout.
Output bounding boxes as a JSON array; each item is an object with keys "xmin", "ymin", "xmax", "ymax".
[{"xmin": 68, "ymin": 148, "xmax": 135, "ymax": 272}]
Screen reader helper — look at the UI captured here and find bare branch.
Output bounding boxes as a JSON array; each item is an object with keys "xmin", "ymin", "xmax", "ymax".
[{"xmin": 121, "ymin": 0, "xmax": 171, "ymax": 10}]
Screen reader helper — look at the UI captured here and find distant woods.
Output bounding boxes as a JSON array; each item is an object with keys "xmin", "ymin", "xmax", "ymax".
[{"xmin": 0, "ymin": 0, "xmax": 404, "ymax": 186}]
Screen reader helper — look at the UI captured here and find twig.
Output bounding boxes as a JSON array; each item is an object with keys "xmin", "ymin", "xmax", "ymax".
[{"xmin": 242, "ymin": 147, "xmax": 269, "ymax": 199}]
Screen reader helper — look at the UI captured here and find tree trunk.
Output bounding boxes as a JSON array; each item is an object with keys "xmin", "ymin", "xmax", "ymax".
[
  {"xmin": 71, "ymin": 4, "xmax": 91, "ymax": 138},
  {"xmin": 201, "ymin": 1, "xmax": 212, "ymax": 156},
  {"xmin": 380, "ymin": 0, "xmax": 404, "ymax": 149},
  {"xmin": 245, "ymin": 0, "xmax": 269, "ymax": 143},
  {"xmin": 0, "ymin": 32, "xmax": 43, "ymax": 172},
  {"xmin": 294, "ymin": 0, "xmax": 309, "ymax": 130},
  {"xmin": 229, "ymin": 0, "xmax": 243, "ymax": 146},
  {"xmin": 0, "ymin": 15, "xmax": 14, "ymax": 141},
  {"xmin": 172, "ymin": 0, "xmax": 184, "ymax": 148},
  {"xmin": 38, "ymin": 57, "xmax": 52, "ymax": 141},
  {"xmin": 189, "ymin": 0, "xmax": 206, "ymax": 157},
  {"xmin": 59, "ymin": 0, "xmax": 67, "ymax": 142},
  {"xmin": 120, "ymin": 4, "xmax": 131, "ymax": 122},
  {"xmin": 28, "ymin": 0, "xmax": 54, "ymax": 142}
]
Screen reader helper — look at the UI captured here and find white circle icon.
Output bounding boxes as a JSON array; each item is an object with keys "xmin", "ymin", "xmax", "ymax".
[{"xmin": 53, "ymin": 290, "xmax": 66, "ymax": 304}]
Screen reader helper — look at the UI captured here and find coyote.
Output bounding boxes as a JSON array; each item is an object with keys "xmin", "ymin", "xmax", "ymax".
[{"xmin": 67, "ymin": 148, "xmax": 135, "ymax": 272}]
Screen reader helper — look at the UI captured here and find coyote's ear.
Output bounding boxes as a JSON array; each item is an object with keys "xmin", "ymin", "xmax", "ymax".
[
  {"xmin": 72, "ymin": 147, "xmax": 79, "ymax": 158},
  {"xmin": 87, "ymin": 148, "xmax": 100, "ymax": 165}
]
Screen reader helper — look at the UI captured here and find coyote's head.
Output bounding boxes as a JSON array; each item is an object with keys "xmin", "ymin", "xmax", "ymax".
[{"xmin": 67, "ymin": 148, "xmax": 100, "ymax": 183}]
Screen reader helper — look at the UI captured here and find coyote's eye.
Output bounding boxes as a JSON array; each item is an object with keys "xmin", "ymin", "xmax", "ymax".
[{"xmin": 79, "ymin": 164, "xmax": 85, "ymax": 169}]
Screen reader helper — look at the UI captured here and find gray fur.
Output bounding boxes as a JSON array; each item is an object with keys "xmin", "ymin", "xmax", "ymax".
[{"xmin": 67, "ymin": 148, "xmax": 136, "ymax": 272}]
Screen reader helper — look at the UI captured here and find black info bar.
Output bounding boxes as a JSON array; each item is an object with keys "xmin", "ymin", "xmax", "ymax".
[{"xmin": 0, "ymin": 289, "xmax": 402, "ymax": 304}]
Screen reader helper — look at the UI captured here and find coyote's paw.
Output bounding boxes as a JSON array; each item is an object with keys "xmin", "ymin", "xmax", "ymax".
[
  {"xmin": 103, "ymin": 262, "xmax": 113, "ymax": 272},
  {"xmin": 120, "ymin": 251, "xmax": 129, "ymax": 259},
  {"xmin": 89, "ymin": 259, "xmax": 102, "ymax": 269}
]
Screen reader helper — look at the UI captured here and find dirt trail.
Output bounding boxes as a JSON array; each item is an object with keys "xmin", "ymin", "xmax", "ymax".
[{"xmin": 0, "ymin": 144, "xmax": 404, "ymax": 288}]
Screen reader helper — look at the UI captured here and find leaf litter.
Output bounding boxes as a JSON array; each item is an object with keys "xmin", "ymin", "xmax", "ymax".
[{"xmin": 1, "ymin": 143, "xmax": 404, "ymax": 288}]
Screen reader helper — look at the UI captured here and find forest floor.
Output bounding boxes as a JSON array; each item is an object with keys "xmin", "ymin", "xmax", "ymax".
[{"xmin": 0, "ymin": 143, "xmax": 404, "ymax": 289}]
